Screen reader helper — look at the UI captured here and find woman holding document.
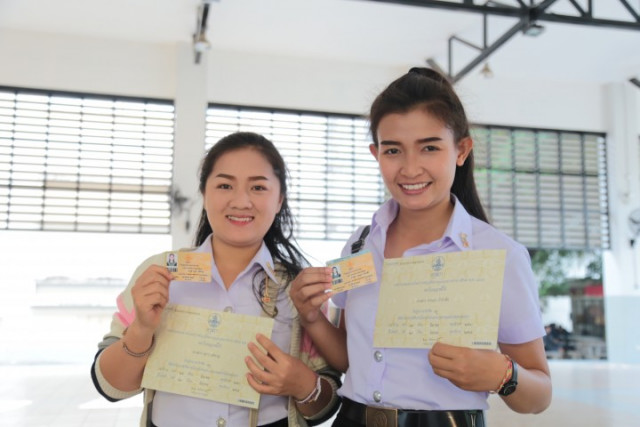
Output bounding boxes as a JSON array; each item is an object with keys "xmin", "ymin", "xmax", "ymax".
[
  {"xmin": 92, "ymin": 132, "xmax": 341, "ymax": 427},
  {"xmin": 291, "ymin": 68, "xmax": 551, "ymax": 426}
]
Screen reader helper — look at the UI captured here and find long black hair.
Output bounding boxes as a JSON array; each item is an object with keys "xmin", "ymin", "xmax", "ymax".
[
  {"xmin": 193, "ymin": 132, "xmax": 307, "ymax": 310},
  {"xmin": 368, "ymin": 67, "xmax": 489, "ymax": 223}
]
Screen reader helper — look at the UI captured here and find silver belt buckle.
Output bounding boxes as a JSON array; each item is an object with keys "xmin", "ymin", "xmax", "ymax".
[{"xmin": 365, "ymin": 406, "xmax": 398, "ymax": 427}]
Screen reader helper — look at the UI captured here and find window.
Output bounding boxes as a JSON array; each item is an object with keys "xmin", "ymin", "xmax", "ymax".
[
  {"xmin": 0, "ymin": 87, "xmax": 175, "ymax": 233},
  {"xmin": 206, "ymin": 105, "xmax": 385, "ymax": 241},
  {"xmin": 472, "ymin": 126, "xmax": 608, "ymax": 249}
]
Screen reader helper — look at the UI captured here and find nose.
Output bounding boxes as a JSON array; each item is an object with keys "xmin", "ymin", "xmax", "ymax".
[
  {"xmin": 230, "ymin": 188, "xmax": 252, "ymax": 209},
  {"xmin": 401, "ymin": 152, "xmax": 422, "ymax": 178}
]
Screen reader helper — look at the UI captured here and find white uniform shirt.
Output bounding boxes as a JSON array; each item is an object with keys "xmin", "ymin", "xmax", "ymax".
[
  {"xmin": 152, "ymin": 236, "xmax": 293, "ymax": 426},
  {"xmin": 332, "ymin": 197, "xmax": 544, "ymax": 410}
]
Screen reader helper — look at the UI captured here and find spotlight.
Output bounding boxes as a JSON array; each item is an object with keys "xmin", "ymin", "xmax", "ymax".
[
  {"xmin": 630, "ymin": 77, "xmax": 640, "ymax": 89},
  {"xmin": 193, "ymin": 33, "xmax": 211, "ymax": 53},
  {"xmin": 523, "ymin": 22, "xmax": 545, "ymax": 37}
]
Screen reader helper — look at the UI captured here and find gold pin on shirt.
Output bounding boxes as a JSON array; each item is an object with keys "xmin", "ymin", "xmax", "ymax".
[{"xmin": 460, "ymin": 232, "xmax": 470, "ymax": 248}]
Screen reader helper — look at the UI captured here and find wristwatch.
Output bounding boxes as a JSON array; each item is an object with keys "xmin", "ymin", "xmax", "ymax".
[{"xmin": 498, "ymin": 359, "xmax": 518, "ymax": 396}]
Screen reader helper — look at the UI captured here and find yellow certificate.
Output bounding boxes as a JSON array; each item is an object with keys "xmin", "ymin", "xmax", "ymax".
[
  {"xmin": 141, "ymin": 304, "xmax": 274, "ymax": 408},
  {"xmin": 374, "ymin": 250, "xmax": 506, "ymax": 349},
  {"xmin": 326, "ymin": 250, "xmax": 377, "ymax": 294},
  {"xmin": 166, "ymin": 251, "xmax": 212, "ymax": 283}
]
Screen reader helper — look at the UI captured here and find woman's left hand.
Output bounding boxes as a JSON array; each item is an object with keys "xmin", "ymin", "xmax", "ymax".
[
  {"xmin": 245, "ymin": 333, "xmax": 317, "ymax": 400},
  {"xmin": 428, "ymin": 341, "xmax": 509, "ymax": 392}
]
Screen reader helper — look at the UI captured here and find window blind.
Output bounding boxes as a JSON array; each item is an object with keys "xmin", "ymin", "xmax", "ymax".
[
  {"xmin": 206, "ymin": 105, "xmax": 609, "ymax": 250},
  {"xmin": 205, "ymin": 105, "xmax": 385, "ymax": 241},
  {"xmin": 0, "ymin": 87, "xmax": 175, "ymax": 233},
  {"xmin": 472, "ymin": 126, "xmax": 609, "ymax": 249}
]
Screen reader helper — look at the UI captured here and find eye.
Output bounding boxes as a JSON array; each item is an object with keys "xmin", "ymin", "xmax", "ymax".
[
  {"xmin": 216, "ymin": 183, "xmax": 232, "ymax": 189},
  {"xmin": 422, "ymin": 145, "xmax": 439, "ymax": 152},
  {"xmin": 382, "ymin": 147, "xmax": 400, "ymax": 155},
  {"xmin": 252, "ymin": 184, "xmax": 267, "ymax": 191}
]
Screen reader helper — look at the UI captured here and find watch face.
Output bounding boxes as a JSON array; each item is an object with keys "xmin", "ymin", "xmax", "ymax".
[{"xmin": 499, "ymin": 382, "xmax": 517, "ymax": 396}]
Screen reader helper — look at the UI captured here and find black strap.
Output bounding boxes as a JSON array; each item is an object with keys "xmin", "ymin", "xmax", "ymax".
[{"xmin": 350, "ymin": 225, "xmax": 371, "ymax": 254}]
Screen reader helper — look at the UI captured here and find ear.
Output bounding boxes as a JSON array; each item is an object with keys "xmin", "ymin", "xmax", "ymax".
[
  {"xmin": 456, "ymin": 137, "xmax": 473, "ymax": 166},
  {"xmin": 369, "ymin": 143, "xmax": 379, "ymax": 160}
]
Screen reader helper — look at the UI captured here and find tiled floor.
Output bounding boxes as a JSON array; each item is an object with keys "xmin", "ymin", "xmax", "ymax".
[{"xmin": 1, "ymin": 360, "xmax": 638, "ymax": 427}]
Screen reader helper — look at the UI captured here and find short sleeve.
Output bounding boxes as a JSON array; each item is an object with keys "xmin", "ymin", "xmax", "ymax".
[{"xmin": 498, "ymin": 244, "xmax": 545, "ymax": 344}]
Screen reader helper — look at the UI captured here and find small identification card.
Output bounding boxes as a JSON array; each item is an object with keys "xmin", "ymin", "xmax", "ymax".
[
  {"xmin": 166, "ymin": 251, "xmax": 211, "ymax": 283},
  {"xmin": 326, "ymin": 250, "xmax": 377, "ymax": 294}
]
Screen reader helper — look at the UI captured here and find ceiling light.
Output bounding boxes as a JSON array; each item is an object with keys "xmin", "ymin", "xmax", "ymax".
[
  {"xmin": 480, "ymin": 62, "xmax": 493, "ymax": 79},
  {"xmin": 193, "ymin": 33, "xmax": 211, "ymax": 53},
  {"xmin": 630, "ymin": 77, "xmax": 640, "ymax": 89},
  {"xmin": 523, "ymin": 22, "xmax": 545, "ymax": 37}
]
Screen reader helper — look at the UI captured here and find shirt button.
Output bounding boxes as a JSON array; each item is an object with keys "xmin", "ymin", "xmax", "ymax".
[
  {"xmin": 373, "ymin": 391, "xmax": 382, "ymax": 402},
  {"xmin": 374, "ymin": 351, "xmax": 383, "ymax": 362},
  {"xmin": 223, "ymin": 306, "xmax": 233, "ymax": 313},
  {"xmin": 217, "ymin": 417, "xmax": 226, "ymax": 427}
]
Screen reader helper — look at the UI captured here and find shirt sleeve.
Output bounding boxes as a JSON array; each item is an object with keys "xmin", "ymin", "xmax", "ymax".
[
  {"xmin": 498, "ymin": 243, "xmax": 546, "ymax": 344},
  {"xmin": 90, "ymin": 252, "xmax": 166, "ymax": 400}
]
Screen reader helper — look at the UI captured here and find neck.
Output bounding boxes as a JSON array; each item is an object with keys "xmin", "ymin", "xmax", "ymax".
[
  {"xmin": 211, "ymin": 237, "xmax": 262, "ymax": 289},
  {"xmin": 385, "ymin": 199, "xmax": 454, "ymax": 257}
]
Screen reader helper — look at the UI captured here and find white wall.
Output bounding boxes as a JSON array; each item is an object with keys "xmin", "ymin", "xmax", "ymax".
[
  {"xmin": 0, "ymin": 29, "xmax": 175, "ymax": 98},
  {"xmin": 0, "ymin": 28, "xmax": 609, "ymax": 131}
]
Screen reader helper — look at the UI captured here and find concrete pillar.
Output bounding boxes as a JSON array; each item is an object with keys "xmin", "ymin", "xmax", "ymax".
[
  {"xmin": 603, "ymin": 82, "xmax": 640, "ymax": 363},
  {"xmin": 171, "ymin": 42, "xmax": 207, "ymax": 250}
]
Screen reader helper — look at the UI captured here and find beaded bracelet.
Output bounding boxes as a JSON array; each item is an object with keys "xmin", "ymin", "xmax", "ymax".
[
  {"xmin": 489, "ymin": 354, "xmax": 513, "ymax": 394},
  {"xmin": 121, "ymin": 327, "xmax": 155, "ymax": 358},
  {"xmin": 295, "ymin": 375, "xmax": 322, "ymax": 405}
]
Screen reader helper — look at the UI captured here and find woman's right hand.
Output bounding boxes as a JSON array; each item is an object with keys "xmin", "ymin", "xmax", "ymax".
[
  {"xmin": 289, "ymin": 267, "xmax": 332, "ymax": 325},
  {"xmin": 129, "ymin": 264, "xmax": 173, "ymax": 335}
]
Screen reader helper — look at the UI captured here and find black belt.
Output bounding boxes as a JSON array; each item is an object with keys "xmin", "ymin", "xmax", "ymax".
[
  {"xmin": 338, "ymin": 397, "xmax": 485, "ymax": 427},
  {"xmin": 151, "ymin": 417, "xmax": 287, "ymax": 427}
]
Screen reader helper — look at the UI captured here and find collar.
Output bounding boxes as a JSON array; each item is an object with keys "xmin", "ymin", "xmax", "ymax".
[
  {"xmin": 369, "ymin": 195, "xmax": 474, "ymax": 251},
  {"xmin": 444, "ymin": 195, "xmax": 474, "ymax": 251},
  {"xmin": 196, "ymin": 235, "xmax": 280, "ymax": 284}
]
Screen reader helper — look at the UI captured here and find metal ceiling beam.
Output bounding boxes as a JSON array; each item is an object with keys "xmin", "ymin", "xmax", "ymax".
[
  {"xmin": 363, "ymin": 0, "xmax": 640, "ymax": 82},
  {"xmin": 364, "ymin": 0, "xmax": 640, "ymax": 31}
]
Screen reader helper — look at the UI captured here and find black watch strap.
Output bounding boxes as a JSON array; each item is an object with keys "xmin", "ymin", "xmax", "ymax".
[{"xmin": 498, "ymin": 359, "xmax": 518, "ymax": 396}]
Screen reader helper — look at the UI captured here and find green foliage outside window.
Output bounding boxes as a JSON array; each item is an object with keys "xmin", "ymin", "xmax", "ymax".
[{"xmin": 530, "ymin": 249, "xmax": 602, "ymax": 297}]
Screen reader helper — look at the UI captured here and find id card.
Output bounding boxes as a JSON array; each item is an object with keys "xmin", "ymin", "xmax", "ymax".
[
  {"xmin": 326, "ymin": 250, "xmax": 377, "ymax": 294},
  {"xmin": 166, "ymin": 251, "xmax": 211, "ymax": 283}
]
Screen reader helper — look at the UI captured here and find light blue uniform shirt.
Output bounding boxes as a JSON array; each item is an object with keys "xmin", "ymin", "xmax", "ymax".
[
  {"xmin": 152, "ymin": 236, "xmax": 293, "ymax": 426},
  {"xmin": 332, "ymin": 197, "xmax": 544, "ymax": 410}
]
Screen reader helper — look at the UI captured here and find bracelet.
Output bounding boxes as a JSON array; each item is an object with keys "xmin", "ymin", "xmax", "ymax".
[
  {"xmin": 489, "ymin": 354, "xmax": 513, "ymax": 394},
  {"xmin": 295, "ymin": 375, "xmax": 322, "ymax": 405},
  {"xmin": 121, "ymin": 327, "xmax": 155, "ymax": 358}
]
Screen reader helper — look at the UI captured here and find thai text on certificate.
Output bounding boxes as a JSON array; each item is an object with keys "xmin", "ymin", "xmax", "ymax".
[
  {"xmin": 141, "ymin": 304, "xmax": 274, "ymax": 408},
  {"xmin": 374, "ymin": 250, "xmax": 506, "ymax": 349}
]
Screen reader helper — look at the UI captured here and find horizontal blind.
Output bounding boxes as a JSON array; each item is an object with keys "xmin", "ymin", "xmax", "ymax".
[
  {"xmin": 0, "ymin": 87, "xmax": 174, "ymax": 233},
  {"xmin": 472, "ymin": 126, "xmax": 609, "ymax": 249},
  {"xmin": 206, "ymin": 105, "xmax": 384, "ymax": 241}
]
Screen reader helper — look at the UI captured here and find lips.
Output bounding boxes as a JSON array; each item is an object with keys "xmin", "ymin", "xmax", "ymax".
[
  {"xmin": 226, "ymin": 215, "xmax": 253, "ymax": 223},
  {"xmin": 400, "ymin": 182, "xmax": 430, "ymax": 191}
]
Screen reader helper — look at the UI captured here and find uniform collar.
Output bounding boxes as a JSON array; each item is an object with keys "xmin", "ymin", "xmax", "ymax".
[
  {"xmin": 444, "ymin": 195, "xmax": 474, "ymax": 251},
  {"xmin": 370, "ymin": 195, "xmax": 474, "ymax": 251},
  {"xmin": 197, "ymin": 235, "xmax": 280, "ymax": 284}
]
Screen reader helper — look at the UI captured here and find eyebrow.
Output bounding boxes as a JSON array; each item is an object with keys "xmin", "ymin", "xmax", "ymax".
[
  {"xmin": 214, "ymin": 173, "xmax": 270, "ymax": 181},
  {"xmin": 379, "ymin": 137, "xmax": 443, "ymax": 145}
]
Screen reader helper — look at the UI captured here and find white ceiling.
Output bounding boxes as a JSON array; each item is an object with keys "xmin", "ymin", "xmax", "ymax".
[{"xmin": 1, "ymin": 0, "xmax": 639, "ymax": 84}]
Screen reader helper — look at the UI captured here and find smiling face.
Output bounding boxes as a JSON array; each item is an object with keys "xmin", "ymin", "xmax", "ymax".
[
  {"xmin": 371, "ymin": 107, "xmax": 472, "ymax": 219},
  {"xmin": 203, "ymin": 148, "xmax": 283, "ymax": 253}
]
